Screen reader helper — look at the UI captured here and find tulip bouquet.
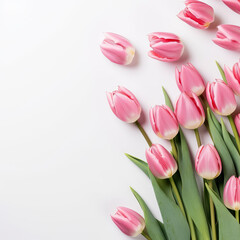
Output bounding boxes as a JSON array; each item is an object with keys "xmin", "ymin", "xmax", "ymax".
[
  {"xmin": 101, "ymin": 1, "xmax": 240, "ymax": 240},
  {"xmin": 106, "ymin": 61, "xmax": 240, "ymax": 240}
]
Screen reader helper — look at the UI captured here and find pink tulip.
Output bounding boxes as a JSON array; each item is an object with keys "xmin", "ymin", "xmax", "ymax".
[
  {"xmin": 111, "ymin": 207, "xmax": 145, "ymax": 237},
  {"xmin": 224, "ymin": 60, "xmax": 240, "ymax": 96},
  {"xmin": 106, "ymin": 86, "xmax": 141, "ymax": 123},
  {"xmin": 148, "ymin": 32, "xmax": 184, "ymax": 62},
  {"xmin": 175, "ymin": 92, "xmax": 205, "ymax": 129},
  {"xmin": 206, "ymin": 80, "xmax": 237, "ymax": 116},
  {"xmin": 177, "ymin": 0, "xmax": 214, "ymax": 29},
  {"xmin": 223, "ymin": 176, "xmax": 240, "ymax": 210},
  {"xmin": 145, "ymin": 144, "xmax": 178, "ymax": 179},
  {"xmin": 100, "ymin": 32, "xmax": 135, "ymax": 65},
  {"xmin": 176, "ymin": 63, "xmax": 205, "ymax": 96},
  {"xmin": 222, "ymin": 0, "xmax": 240, "ymax": 14},
  {"xmin": 149, "ymin": 105, "xmax": 179, "ymax": 140},
  {"xmin": 213, "ymin": 24, "xmax": 240, "ymax": 51},
  {"xmin": 234, "ymin": 114, "xmax": 240, "ymax": 136},
  {"xmin": 195, "ymin": 144, "xmax": 222, "ymax": 180}
]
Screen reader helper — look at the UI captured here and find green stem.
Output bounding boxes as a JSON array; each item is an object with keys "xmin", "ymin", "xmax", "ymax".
[
  {"xmin": 169, "ymin": 177, "xmax": 197, "ymax": 240},
  {"xmin": 208, "ymin": 180, "xmax": 217, "ymax": 240},
  {"xmin": 169, "ymin": 177, "xmax": 186, "ymax": 218},
  {"xmin": 194, "ymin": 128, "xmax": 201, "ymax": 148},
  {"xmin": 171, "ymin": 139, "xmax": 178, "ymax": 161},
  {"xmin": 236, "ymin": 210, "xmax": 239, "ymax": 223},
  {"xmin": 135, "ymin": 121, "xmax": 152, "ymax": 147},
  {"xmin": 199, "ymin": 95, "xmax": 213, "ymax": 141},
  {"xmin": 228, "ymin": 115, "xmax": 240, "ymax": 154},
  {"xmin": 187, "ymin": 215, "xmax": 197, "ymax": 240},
  {"xmin": 142, "ymin": 228, "xmax": 151, "ymax": 240}
]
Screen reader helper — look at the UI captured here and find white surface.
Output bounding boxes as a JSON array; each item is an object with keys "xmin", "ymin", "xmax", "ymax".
[{"xmin": 0, "ymin": 0, "xmax": 239, "ymax": 239}]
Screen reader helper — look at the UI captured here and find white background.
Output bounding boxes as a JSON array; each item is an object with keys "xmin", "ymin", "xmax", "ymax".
[{"xmin": 0, "ymin": 0, "xmax": 239, "ymax": 239}]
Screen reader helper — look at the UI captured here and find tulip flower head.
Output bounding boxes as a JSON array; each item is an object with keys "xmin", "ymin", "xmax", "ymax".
[
  {"xmin": 224, "ymin": 60, "xmax": 240, "ymax": 96},
  {"xmin": 106, "ymin": 86, "xmax": 141, "ymax": 123},
  {"xmin": 177, "ymin": 0, "xmax": 214, "ymax": 29},
  {"xmin": 176, "ymin": 63, "xmax": 205, "ymax": 96},
  {"xmin": 206, "ymin": 80, "xmax": 237, "ymax": 116},
  {"xmin": 111, "ymin": 207, "xmax": 145, "ymax": 237},
  {"xmin": 148, "ymin": 32, "xmax": 184, "ymax": 62},
  {"xmin": 100, "ymin": 32, "xmax": 135, "ymax": 65},
  {"xmin": 213, "ymin": 24, "xmax": 240, "ymax": 51},
  {"xmin": 146, "ymin": 144, "xmax": 178, "ymax": 179},
  {"xmin": 175, "ymin": 92, "xmax": 205, "ymax": 129},
  {"xmin": 149, "ymin": 105, "xmax": 179, "ymax": 140},
  {"xmin": 195, "ymin": 144, "xmax": 222, "ymax": 180},
  {"xmin": 223, "ymin": 176, "xmax": 240, "ymax": 211},
  {"xmin": 234, "ymin": 114, "xmax": 240, "ymax": 136},
  {"xmin": 222, "ymin": 0, "xmax": 240, "ymax": 14}
]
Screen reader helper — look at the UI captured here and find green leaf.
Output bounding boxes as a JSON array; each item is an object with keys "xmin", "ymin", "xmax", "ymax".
[
  {"xmin": 209, "ymin": 110, "xmax": 237, "ymax": 149},
  {"xmin": 125, "ymin": 153, "xmax": 174, "ymax": 200},
  {"xmin": 125, "ymin": 153, "xmax": 149, "ymax": 176},
  {"xmin": 216, "ymin": 61, "xmax": 227, "ymax": 84},
  {"xmin": 149, "ymin": 170, "xmax": 190, "ymax": 240},
  {"xmin": 158, "ymin": 221, "xmax": 169, "ymax": 240},
  {"xmin": 131, "ymin": 187, "xmax": 166, "ymax": 240},
  {"xmin": 209, "ymin": 110, "xmax": 222, "ymax": 134},
  {"xmin": 221, "ymin": 119, "xmax": 240, "ymax": 175},
  {"xmin": 206, "ymin": 183, "xmax": 240, "ymax": 240},
  {"xmin": 176, "ymin": 129, "xmax": 210, "ymax": 240},
  {"xmin": 207, "ymin": 108, "xmax": 236, "ymax": 186},
  {"xmin": 162, "ymin": 87, "xmax": 174, "ymax": 111}
]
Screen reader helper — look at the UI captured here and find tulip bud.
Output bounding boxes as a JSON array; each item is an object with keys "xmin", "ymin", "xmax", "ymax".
[
  {"xmin": 224, "ymin": 60, "xmax": 240, "ymax": 96},
  {"xmin": 213, "ymin": 24, "xmax": 240, "ymax": 51},
  {"xmin": 149, "ymin": 105, "xmax": 179, "ymax": 140},
  {"xmin": 223, "ymin": 176, "xmax": 240, "ymax": 210},
  {"xmin": 176, "ymin": 63, "xmax": 205, "ymax": 96},
  {"xmin": 195, "ymin": 144, "xmax": 222, "ymax": 180},
  {"xmin": 111, "ymin": 207, "xmax": 145, "ymax": 237},
  {"xmin": 148, "ymin": 32, "xmax": 184, "ymax": 62},
  {"xmin": 222, "ymin": 0, "xmax": 240, "ymax": 14},
  {"xmin": 206, "ymin": 80, "xmax": 237, "ymax": 116},
  {"xmin": 175, "ymin": 92, "xmax": 205, "ymax": 129},
  {"xmin": 177, "ymin": 0, "xmax": 214, "ymax": 29},
  {"xmin": 234, "ymin": 114, "xmax": 240, "ymax": 136},
  {"xmin": 106, "ymin": 86, "xmax": 141, "ymax": 123},
  {"xmin": 145, "ymin": 144, "xmax": 178, "ymax": 179},
  {"xmin": 100, "ymin": 32, "xmax": 135, "ymax": 65}
]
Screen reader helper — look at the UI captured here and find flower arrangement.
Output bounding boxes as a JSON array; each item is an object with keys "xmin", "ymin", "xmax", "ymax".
[{"xmin": 101, "ymin": 1, "xmax": 240, "ymax": 239}]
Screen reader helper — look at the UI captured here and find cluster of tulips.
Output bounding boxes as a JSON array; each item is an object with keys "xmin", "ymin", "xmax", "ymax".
[
  {"xmin": 100, "ymin": 0, "xmax": 240, "ymax": 64},
  {"xmin": 107, "ymin": 60, "xmax": 240, "ymax": 240},
  {"xmin": 101, "ymin": 0, "xmax": 240, "ymax": 239}
]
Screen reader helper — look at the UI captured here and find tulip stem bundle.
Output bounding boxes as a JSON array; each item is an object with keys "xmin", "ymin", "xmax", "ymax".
[
  {"xmin": 208, "ymin": 180, "xmax": 217, "ymax": 240},
  {"xmin": 228, "ymin": 115, "xmax": 240, "ymax": 154},
  {"xmin": 135, "ymin": 121, "xmax": 152, "ymax": 147}
]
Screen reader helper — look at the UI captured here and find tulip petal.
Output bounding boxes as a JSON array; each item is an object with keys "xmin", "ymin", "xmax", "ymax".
[
  {"xmin": 222, "ymin": 0, "xmax": 240, "ymax": 14},
  {"xmin": 224, "ymin": 65, "xmax": 240, "ymax": 95},
  {"xmin": 187, "ymin": 1, "xmax": 214, "ymax": 23},
  {"xmin": 177, "ymin": 10, "xmax": 207, "ymax": 29}
]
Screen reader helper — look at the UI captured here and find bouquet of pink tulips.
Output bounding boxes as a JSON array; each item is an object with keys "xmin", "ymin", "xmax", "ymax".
[
  {"xmin": 100, "ymin": 1, "xmax": 240, "ymax": 240},
  {"xmin": 106, "ymin": 60, "xmax": 240, "ymax": 240}
]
